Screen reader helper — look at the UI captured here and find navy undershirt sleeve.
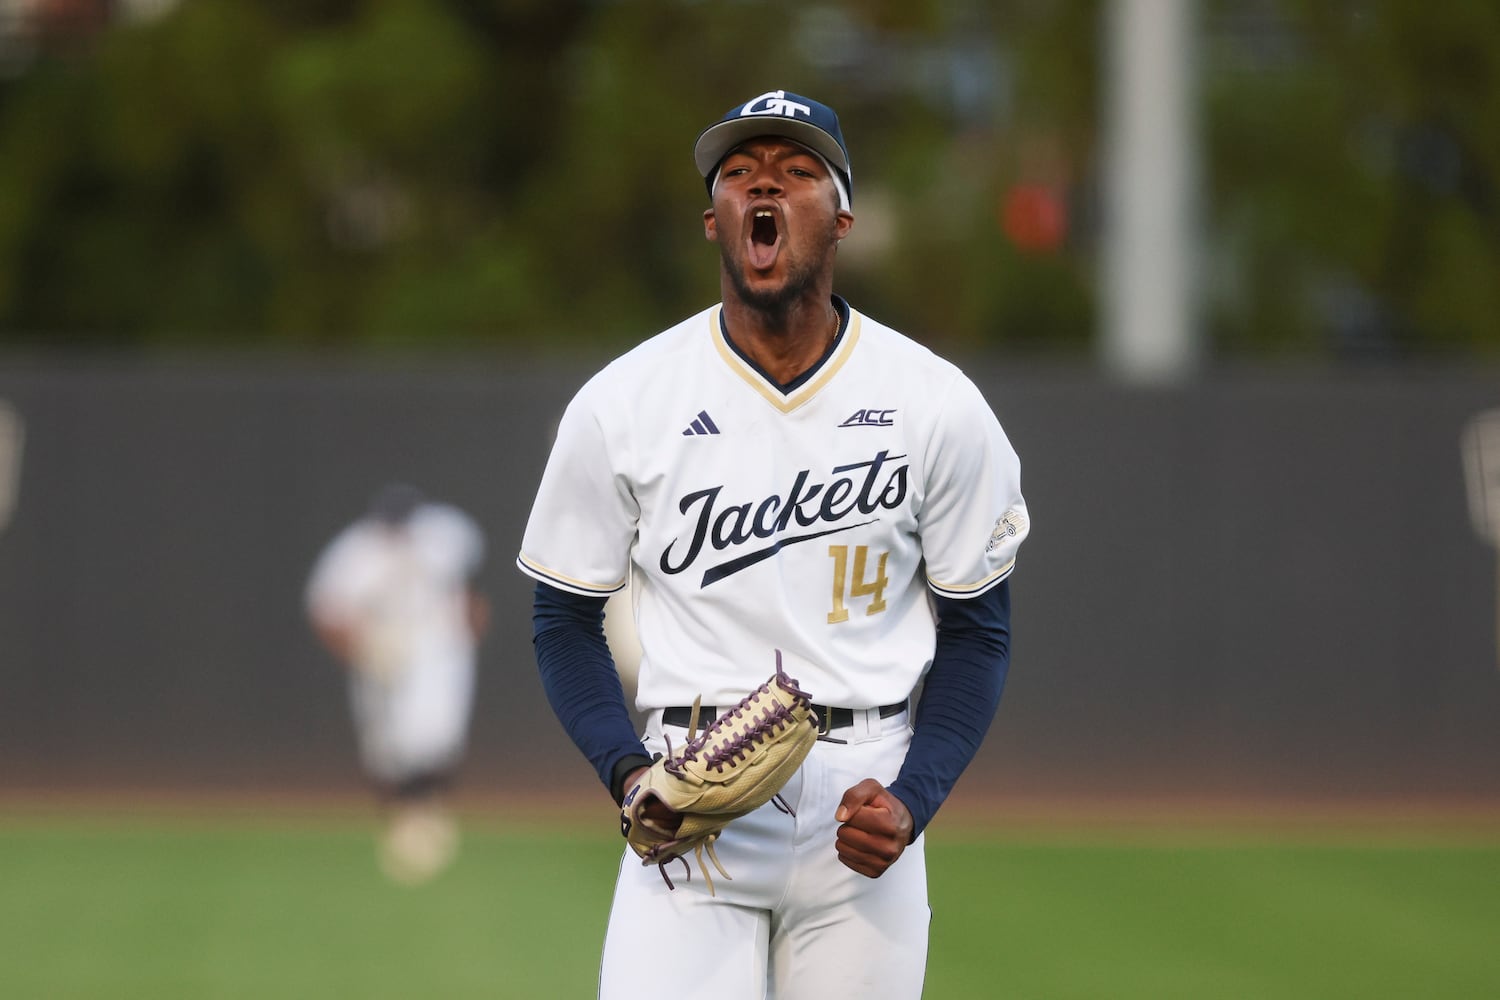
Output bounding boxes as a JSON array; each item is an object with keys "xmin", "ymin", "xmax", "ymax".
[
  {"xmin": 531, "ymin": 582, "xmax": 651, "ymax": 803},
  {"xmin": 887, "ymin": 579, "xmax": 1011, "ymax": 838}
]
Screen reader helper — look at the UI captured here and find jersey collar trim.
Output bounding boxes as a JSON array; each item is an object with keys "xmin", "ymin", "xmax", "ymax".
[{"xmin": 709, "ymin": 299, "xmax": 862, "ymax": 414}]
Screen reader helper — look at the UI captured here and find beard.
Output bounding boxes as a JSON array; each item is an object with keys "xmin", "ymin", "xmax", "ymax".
[{"xmin": 720, "ymin": 223, "xmax": 837, "ymax": 323}]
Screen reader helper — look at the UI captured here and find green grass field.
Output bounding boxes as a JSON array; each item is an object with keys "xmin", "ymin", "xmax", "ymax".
[{"xmin": 1, "ymin": 809, "xmax": 1497, "ymax": 999}]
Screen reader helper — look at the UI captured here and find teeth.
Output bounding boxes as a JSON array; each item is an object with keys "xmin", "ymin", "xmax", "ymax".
[{"xmin": 755, "ymin": 210, "xmax": 773, "ymax": 218}]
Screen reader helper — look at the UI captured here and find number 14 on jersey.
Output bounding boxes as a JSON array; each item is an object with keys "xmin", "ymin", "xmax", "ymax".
[{"xmin": 828, "ymin": 545, "xmax": 889, "ymax": 623}]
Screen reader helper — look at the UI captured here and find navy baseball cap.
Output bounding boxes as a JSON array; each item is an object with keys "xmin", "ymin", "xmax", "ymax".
[{"xmin": 694, "ymin": 90, "xmax": 852, "ymax": 208}]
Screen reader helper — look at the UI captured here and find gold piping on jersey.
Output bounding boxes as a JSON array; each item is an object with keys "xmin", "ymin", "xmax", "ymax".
[
  {"xmin": 709, "ymin": 305, "xmax": 863, "ymax": 414},
  {"xmin": 516, "ymin": 552, "xmax": 629, "ymax": 596},
  {"xmin": 926, "ymin": 558, "xmax": 1016, "ymax": 599}
]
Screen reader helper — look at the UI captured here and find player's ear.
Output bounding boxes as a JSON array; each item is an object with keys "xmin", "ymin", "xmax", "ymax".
[
  {"xmin": 704, "ymin": 208, "xmax": 718, "ymax": 243},
  {"xmin": 835, "ymin": 209, "xmax": 854, "ymax": 243}
]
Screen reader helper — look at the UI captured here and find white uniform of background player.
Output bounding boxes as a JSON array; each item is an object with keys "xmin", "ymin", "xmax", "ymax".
[
  {"xmin": 518, "ymin": 91, "xmax": 1028, "ymax": 998},
  {"xmin": 306, "ymin": 483, "xmax": 487, "ymax": 884}
]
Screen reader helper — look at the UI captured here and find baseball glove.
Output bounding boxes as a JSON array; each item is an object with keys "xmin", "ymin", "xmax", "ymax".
[{"xmin": 620, "ymin": 651, "xmax": 818, "ymax": 894}]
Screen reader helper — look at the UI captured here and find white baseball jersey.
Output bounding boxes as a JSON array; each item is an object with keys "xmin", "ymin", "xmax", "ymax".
[{"xmin": 518, "ymin": 303, "xmax": 1028, "ymax": 711}]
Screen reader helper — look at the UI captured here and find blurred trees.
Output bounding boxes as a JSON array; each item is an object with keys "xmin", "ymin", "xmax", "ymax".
[
  {"xmin": 0, "ymin": 0, "xmax": 1495, "ymax": 362},
  {"xmin": 1202, "ymin": 0, "xmax": 1500, "ymax": 360},
  {"xmin": 0, "ymin": 0, "xmax": 596, "ymax": 349}
]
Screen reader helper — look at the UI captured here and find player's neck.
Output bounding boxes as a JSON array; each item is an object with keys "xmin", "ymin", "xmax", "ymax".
[{"xmin": 719, "ymin": 296, "xmax": 841, "ymax": 386}]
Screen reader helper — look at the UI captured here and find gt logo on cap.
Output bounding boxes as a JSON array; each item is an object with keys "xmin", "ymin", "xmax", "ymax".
[{"xmin": 740, "ymin": 91, "xmax": 811, "ymax": 120}]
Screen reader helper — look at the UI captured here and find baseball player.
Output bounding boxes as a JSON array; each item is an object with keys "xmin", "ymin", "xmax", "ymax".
[
  {"xmin": 517, "ymin": 90, "xmax": 1029, "ymax": 998},
  {"xmin": 306, "ymin": 483, "xmax": 488, "ymax": 884}
]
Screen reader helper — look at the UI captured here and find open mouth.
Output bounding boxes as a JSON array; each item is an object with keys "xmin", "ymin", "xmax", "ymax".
[
  {"xmin": 747, "ymin": 208, "xmax": 781, "ymax": 270},
  {"xmin": 752, "ymin": 209, "xmax": 778, "ymax": 245}
]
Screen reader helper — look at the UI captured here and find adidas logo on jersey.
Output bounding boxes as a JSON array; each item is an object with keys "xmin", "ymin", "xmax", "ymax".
[
  {"xmin": 839, "ymin": 408, "xmax": 896, "ymax": 428},
  {"xmin": 682, "ymin": 410, "xmax": 721, "ymax": 436}
]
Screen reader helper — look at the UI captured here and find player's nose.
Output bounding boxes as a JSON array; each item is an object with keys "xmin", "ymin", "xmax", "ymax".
[{"xmin": 746, "ymin": 165, "xmax": 783, "ymax": 196}]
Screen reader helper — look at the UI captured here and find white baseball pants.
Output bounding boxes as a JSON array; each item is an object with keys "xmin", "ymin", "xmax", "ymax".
[{"xmin": 598, "ymin": 710, "xmax": 929, "ymax": 1000}]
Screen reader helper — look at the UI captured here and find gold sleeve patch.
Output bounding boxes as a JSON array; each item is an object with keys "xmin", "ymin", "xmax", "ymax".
[{"xmin": 986, "ymin": 509, "xmax": 1028, "ymax": 553}]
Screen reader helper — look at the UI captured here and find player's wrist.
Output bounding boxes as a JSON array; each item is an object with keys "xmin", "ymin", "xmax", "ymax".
[
  {"xmin": 884, "ymin": 782, "xmax": 927, "ymax": 843},
  {"xmin": 609, "ymin": 753, "xmax": 656, "ymax": 806}
]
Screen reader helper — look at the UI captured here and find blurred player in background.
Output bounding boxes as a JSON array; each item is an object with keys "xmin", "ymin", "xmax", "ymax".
[{"xmin": 305, "ymin": 483, "xmax": 488, "ymax": 885}]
